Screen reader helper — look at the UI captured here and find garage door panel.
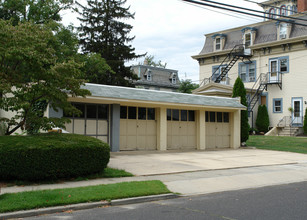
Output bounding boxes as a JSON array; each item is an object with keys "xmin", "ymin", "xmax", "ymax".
[
  {"xmin": 127, "ymin": 120, "xmax": 137, "ymax": 135},
  {"xmin": 207, "ymin": 136, "xmax": 216, "ymax": 149},
  {"xmin": 126, "ymin": 136, "xmax": 137, "ymax": 150},
  {"xmin": 74, "ymin": 119, "xmax": 85, "ymax": 134},
  {"xmin": 98, "ymin": 120, "xmax": 108, "ymax": 134},
  {"xmin": 179, "ymin": 123, "xmax": 188, "ymax": 135},
  {"xmin": 65, "ymin": 122, "xmax": 73, "ymax": 133},
  {"xmin": 171, "ymin": 122, "xmax": 180, "ymax": 134},
  {"xmin": 222, "ymin": 136, "xmax": 230, "ymax": 148},
  {"xmin": 146, "ymin": 121, "xmax": 156, "ymax": 135},
  {"xmin": 146, "ymin": 136, "xmax": 157, "ymax": 150},
  {"xmin": 187, "ymin": 122, "xmax": 196, "ymax": 135},
  {"xmin": 167, "ymin": 122, "xmax": 172, "ymax": 134},
  {"xmin": 187, "ymin": 136, "xmax": 196, "ymax": 148},
  {"xmin": 137, "ymin": 121, "xmax": 147, "ymax": 135},
  {"xmin": 120, "ymin": 136, "xmax": 127, "ymax": 149},
  {"xmin": 97, "ymin": 136, "xmax": 108, "ymax": 143},
  {"xmin": 86, "ymin": 120, "xmax": 97, "ymax": 135},
  {"xmin": 120, "ymin": 120, "xmax": 127, "ymax": 135},
  {"xmin": 208, "ymin": 123, "xmax": 216, "ymax": 135},
  {"xmin": 137, "ymin": 136, "xmax": 146, "ymax": 150},
  {"xmin": 171, "ymin": 136, "xmax": 180, "ymax": 148},
  {"xmin": 179, "ymin": 135, "xmax": 188, "ymax": 147}
]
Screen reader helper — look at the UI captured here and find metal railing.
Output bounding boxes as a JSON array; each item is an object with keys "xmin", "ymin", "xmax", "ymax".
[{"xmin": 277, "ymin": 115, "xmax": 302, "ymax": 136}]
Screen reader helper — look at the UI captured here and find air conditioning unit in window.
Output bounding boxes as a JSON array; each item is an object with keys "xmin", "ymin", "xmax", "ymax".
[{"xmin": 280, "ymin": 34, "xmax": 287, "ymax": 39}]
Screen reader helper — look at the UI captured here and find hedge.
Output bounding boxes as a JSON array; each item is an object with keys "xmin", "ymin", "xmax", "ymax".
[
  {"xmin": 256, "ymin": 105, "xmax": 270, "ymax": 133},
  {"xmin": 0, "ymin": 133, "xmax": 110, "ymax": 181}
]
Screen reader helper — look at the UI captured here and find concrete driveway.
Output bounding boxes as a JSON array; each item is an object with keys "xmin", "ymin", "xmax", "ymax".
[{"xmin": 109, "ymin": 148, "xmax": 307, "ymax": 176}]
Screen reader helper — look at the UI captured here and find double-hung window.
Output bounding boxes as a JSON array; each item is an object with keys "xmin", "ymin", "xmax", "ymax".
[
  {"xmin": 239, "ymin": 61, "xmax": 256, "ymax": 82},
  {"xmin": 279, "ymin": 23, "xmax": 287, "ymax": 39},
  {"xmin": 244, "ymin": 33, "xmax": 251, "ymax": 47},
  {"xmin": 212, "ymin": 65, "xmax": 227, "ymax": 83},
  {"xmin": 215, "ymin": 38, "xmax": 221, "ymax": 50},
  {"xmin": 273, "ymin": 98, "xmax": 283, "ymax": 113},
  {"xmin": 269, "ymin": 56, "xmax": 289, "ymax": 74}
]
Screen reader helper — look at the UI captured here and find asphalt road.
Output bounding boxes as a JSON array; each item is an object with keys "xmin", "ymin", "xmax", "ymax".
[{"xmin": 27, "ymin": 181, "xmax": 307, "ymax": 220}]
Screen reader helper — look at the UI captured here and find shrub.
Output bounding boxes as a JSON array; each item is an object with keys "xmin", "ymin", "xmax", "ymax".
[
  {"xmin": 304, "ymin": 108, "xmax": 307, "ymax": 135},
  {"xmin": 232, "ymin": 77, "xmax": 249, "ymax": 143},
  {"xmin": 0, "ymin": 134, "xmax": 110, "ymax": 181},
  {"xmin": 256, "ymin": 105, "xmax": 270, "ymax": 133}
]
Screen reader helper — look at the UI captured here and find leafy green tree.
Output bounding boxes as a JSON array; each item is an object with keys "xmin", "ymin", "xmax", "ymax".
[
  {"xmin": 80, "ymin": 53, "xmax": 115, "ymax": 84},
  {"xmin": 256, "ymin": 105, "xmax": 270, "ymax": 133},
  {"xmin": 0, "ymin": 0, "xmax": 73, "ymax": 25},
  {"xmin": 77, "ymin": 0, "xmax": 142, "ymax": 86},
  {"xmin": 178, "ymin": 79, "xmax": 199, "ymax": 94},
  {"xmin": 304, "ymin": 108, "xmax": 307, "ymax": 135},
  {"xmin": 142, "ymin": 55, "xmax": 167, "ymax": 68},
  {"xmin": 0, "ymin": 20, "xmax": 90, "ymax": 135},
  {"xmin": 232, "ymin": 77, "xmax": 249, "ymax": 143}
]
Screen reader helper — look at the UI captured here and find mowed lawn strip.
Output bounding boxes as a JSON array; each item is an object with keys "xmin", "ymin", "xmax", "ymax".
[
  {"xmin": 0, "ymin": 180, "xmax": 171, "ymax": 213},
  {"xmin": 247, "ymin": 135, "xmax": 307, "ymax": 154}
]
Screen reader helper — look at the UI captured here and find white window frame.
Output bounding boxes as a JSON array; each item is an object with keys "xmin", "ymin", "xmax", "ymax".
[
  {"xmin": 215, "ymin": 38, "xmax": 221, "ymax": 51},
  {"xmin": 279, "ymin": 23, "xmax": 287, "ymax": 39},
  {"xmin": 238, "ymin": 61, "xmax": 256, "ymax": 83}
]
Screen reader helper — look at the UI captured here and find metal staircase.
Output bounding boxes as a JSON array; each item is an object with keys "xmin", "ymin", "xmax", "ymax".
[
  {"xmin": 200, "ymin": 44, "xmax": 252, "ymax": 87},
  {"xmin": 247, "ymin": 73, "xmax": 268, "ymax": 112}
]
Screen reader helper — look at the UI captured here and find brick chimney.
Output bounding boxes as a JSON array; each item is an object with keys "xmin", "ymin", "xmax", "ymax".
[{"xmin": 298, "ymin": 0, "xmax": 307, "ymax": 12}]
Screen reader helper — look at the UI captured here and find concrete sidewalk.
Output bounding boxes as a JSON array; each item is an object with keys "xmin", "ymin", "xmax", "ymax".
[{"xmin": 2, "ymin": 148, "xmax": 307, "ymax": 195}]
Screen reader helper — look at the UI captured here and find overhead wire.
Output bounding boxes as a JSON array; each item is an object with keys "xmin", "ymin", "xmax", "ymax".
[
  {"xmin": 181, "ymin": 0, "xmax": 307, "ymax": 27},
  {"xmin": 198, "ymin": 0, "xmax": 307, "ymax": 22},
  {"xmin": 181, "ymin": 0, "xmax": 262, "ymax": 22}
]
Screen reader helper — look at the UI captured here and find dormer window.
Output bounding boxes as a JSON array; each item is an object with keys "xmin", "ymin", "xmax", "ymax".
[
  {"xmin": 279, "ymin": 23, "xmax": 287, "ymax": 39},
  {"xmin": 215, "ymin": 38, "xmax": 221, "ymax": 50},
  {"xmin": 244, "ymin": 33, "xmax": 251, "ymax": 47},
  {"xmin": 147, "ymin": 71, "xmax": 152, "ymax": 81},
  {"xmin": 170, "ymin": 73, "xmax": 177, "ymax": 84},
  {"xmin": 212, "ymin": 34, "xmax": 226, "ymax": 52},
  {"xmin": 144, "ymin": 69, "xmax": 152, "ymax": 81}
]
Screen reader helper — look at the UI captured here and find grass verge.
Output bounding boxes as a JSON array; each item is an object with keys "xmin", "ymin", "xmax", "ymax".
[
  {"xmin": 247, "ymin": 135, "xmax": 307, "ymax": 154},
  {"xmin": 0, "ymin": 180, "xmax": 171, "ymax": 213}
]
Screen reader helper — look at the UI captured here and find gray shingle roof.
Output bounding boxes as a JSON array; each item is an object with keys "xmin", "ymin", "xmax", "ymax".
[
  {"xmin": 131, "ymin": 65, "xmax": 180, "ymax": 88},
  {"xmin": 83, "ymin": 83, "xmax": 245, "ymax": 109},
  {"xmin": 198, "ymin": 15, "xmax": 307, "ymax": 56}
]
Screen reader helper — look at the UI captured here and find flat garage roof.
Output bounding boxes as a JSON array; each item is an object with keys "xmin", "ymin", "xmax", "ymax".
[{"xmin": 83, "ymin": 83, "xmax": 245, "ymax": 109}]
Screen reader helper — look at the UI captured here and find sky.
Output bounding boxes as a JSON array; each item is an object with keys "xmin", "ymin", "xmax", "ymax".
[{"xmin": 61, "ymin": 0, "xmax": 264, "ymax": 83}]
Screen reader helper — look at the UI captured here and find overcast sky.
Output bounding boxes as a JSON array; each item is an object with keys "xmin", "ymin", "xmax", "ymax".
[{"xmin": 62, "ymin": 0, "xmax": 263, "ymax": 83}]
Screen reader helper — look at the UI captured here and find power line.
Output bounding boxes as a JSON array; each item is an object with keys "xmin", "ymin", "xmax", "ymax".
[
  {"xmin": 198, "ymin": 0, "xmax": 307, "ymax": 22},
  {"xmin": 181, "ymin": 0, "xmax": 307, "ymax": 27},
  {"xmin": 182, "ymin": 0, "xmax": 261, "ymax": 22}
]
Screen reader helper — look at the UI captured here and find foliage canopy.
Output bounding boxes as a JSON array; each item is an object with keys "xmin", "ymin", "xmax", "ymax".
[
  {"xmin": 232, "ymin": 77, "xmax": 249, "ymax": 143},
  {"xmin": 0, "ymin": 20, "xmax": 90, "ymax": 135},
  {"xmin": 256, "ymin": 105, "xmax": 270, "ymax": 133},
  {"xmin": 178, "ymin": 79, "xmax": 199, "ymax": 94}
]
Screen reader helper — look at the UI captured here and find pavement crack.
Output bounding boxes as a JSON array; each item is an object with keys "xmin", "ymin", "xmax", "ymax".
[{"xmin": 153, "ymin": 201, "xmax": 237, "ymax": 220}]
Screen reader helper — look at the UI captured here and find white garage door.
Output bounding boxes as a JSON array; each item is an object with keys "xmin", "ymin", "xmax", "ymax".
[
  {"xmin": 64, "ymin": 103, "xmax": 109, "ymax": 143},
  {"xmin": 167, "ymin": 109, "xmax": 196, "ymax": 150},
  {"xmin": 120, "ymin": 106, "xmax": 157, "ymax": 151},
  {"xmin": 206, "ymin": 111, "xmax": 230, "ymax": 149}
]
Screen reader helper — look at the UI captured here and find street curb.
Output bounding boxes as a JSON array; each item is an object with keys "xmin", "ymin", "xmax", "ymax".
[{"xmin": 0, "ymin": 193, "xmax": 179, "ymax": 220}]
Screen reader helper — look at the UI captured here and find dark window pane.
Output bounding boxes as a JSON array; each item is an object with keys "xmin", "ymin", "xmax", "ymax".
[
  {"xmin": 120, "ymin": 106, "xmax": 127, "ymax": 119},
  {"xmin": 98, "ymin": 105, "xmax": 108, "ymax": 119},
  {"xmin": 188, "ymin": 110, "xmax": 195, "ymax": 121},
  {"xmin": 138, "ymin": 107, "xmax": 146, "ymax": 120},
  {"xmin": 205, "ymin": 111, "xmax": 209, "ymax": 122},
  {"xmin": 172, "ymin": 109, "xmax": 179, "ymax": 121},
  {"xmin": 223, "ymin": 112, "xmax": 229, "ymax": 123},
  {"xmin": 181, "ymin": 110, "xmax": 187, "ymax": 121},
  {"xmin": 128, "ymin": 107, "xmax": 137, "ymax": 119},
  {"xmin": 74, "ymin": 103, "xmax": 85, "ymax": 118},
  {"xmin": 217, "ymin": 112, "xmax": 223, "ymax": 122},
  {"xmin": 210, "ymin": 112, "xmax": 215, "ymax": 122},
  {"xmin": 167, "ymin": 109, "xmax": 171, "ymax": 121},
  {"xmin": 87, "ymin": 104, "xmax": 97, "ymax": 119},
  {"xmin": 147, "ymin": 108, "xmax": 155, "ymax": 120}
]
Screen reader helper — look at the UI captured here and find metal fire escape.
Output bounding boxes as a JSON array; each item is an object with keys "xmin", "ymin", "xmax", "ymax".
[{"xmin": 200, "ymin": 44, "xmax": 252, "ymax": 86}]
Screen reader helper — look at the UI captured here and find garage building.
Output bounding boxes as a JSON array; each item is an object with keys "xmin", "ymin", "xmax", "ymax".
[{"xmin": 48, "ymin": 83, "xmax": 245, "ymax": 152}]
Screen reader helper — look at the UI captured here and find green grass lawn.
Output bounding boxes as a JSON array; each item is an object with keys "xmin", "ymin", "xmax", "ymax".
[
  {"xmin": 247, "ymin": 135, "xmax": 307, "ymax": 154},
  {"xmin": 0, "ymin": 180, "xmax": 171, "ymax": 213}
]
